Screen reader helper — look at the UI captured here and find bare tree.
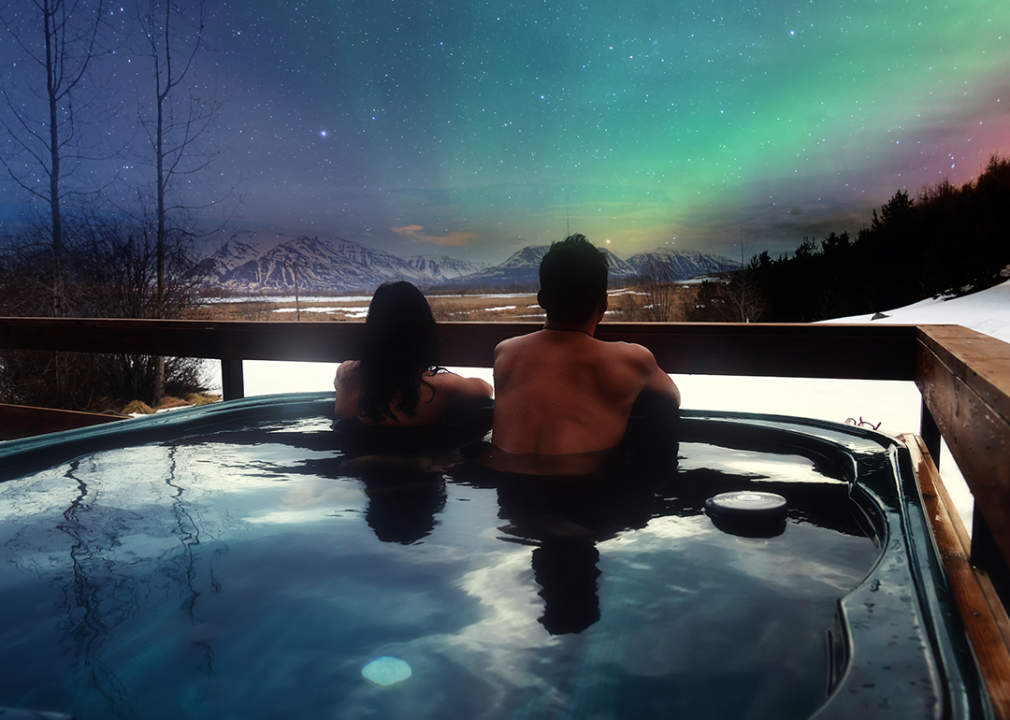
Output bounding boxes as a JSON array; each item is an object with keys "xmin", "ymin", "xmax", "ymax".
[
  {"xmin": 132, "ymin": 0, "xmax": 224, "ymax": 399},
  {"xmin": 688, "ymin": 268, "xmax": 766, "ymax": 323},
  {"xmin": 133, "ymin": 0, "xmax": 211, "ymax": 310},
  {"xmin": 637, "ymin": 257, "xmax": 684, "ymax": 322},
  {"xmin": 0, "ymin": 0, "xmax": 109, "ymax": 315},
  {"xmin": 722, "ymin": 268, "xmax": 766, "ymax": 323}
]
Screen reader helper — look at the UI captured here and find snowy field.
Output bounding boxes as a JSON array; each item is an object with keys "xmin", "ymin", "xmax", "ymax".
[{"xmin": 209, "ymin": 280, "xmax": 1010, "ymax": 531}]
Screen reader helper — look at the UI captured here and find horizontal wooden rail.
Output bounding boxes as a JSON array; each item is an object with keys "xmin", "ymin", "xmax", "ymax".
[{"xmin": 0, "ymin": 317, "xmax": 920, "ymax": 379}]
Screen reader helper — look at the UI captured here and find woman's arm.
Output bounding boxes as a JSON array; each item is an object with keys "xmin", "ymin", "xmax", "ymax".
[{"xmin": 437, "ymin": 371, "xmax": 493, "ymax": 403}]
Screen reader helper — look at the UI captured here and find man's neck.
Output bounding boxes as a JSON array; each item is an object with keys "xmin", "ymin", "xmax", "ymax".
[{"xmin": 543, "ymin": 318, "xmax": 597, "ymax": 337}]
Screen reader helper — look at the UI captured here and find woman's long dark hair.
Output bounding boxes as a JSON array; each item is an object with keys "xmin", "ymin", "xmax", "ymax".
[{"xmin": 358, "ymin": 281, "xmax": 442, "ymax": 421}]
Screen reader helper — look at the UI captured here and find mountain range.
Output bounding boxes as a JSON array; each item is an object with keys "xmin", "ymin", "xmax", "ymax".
[
  {"xmin": 200, "ymin": 230, "xmax": 488, "ymax": 292},
  {"xmin": 199, "ymin": 231, "xmax": 738, "ymax": 292}
]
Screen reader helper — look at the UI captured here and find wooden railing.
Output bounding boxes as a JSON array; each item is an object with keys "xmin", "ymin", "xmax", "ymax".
[{"xmin": 2, "ymin": 317, "xmax": 1010, "ymax": 710}]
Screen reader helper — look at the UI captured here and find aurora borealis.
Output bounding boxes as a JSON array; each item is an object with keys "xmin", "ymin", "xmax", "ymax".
[{"xmin": 4, "ymin": 0, "xmax": 1010, "ymax": 262}]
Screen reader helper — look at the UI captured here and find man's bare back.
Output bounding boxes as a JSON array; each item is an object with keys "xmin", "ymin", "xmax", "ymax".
[
  {"xmin": 491, "ymin": 233, "xmax": 681, "ymax": 459},
  {"xmin": 492, "ymin": 325, "xmax": 681, "ymax": 455}
]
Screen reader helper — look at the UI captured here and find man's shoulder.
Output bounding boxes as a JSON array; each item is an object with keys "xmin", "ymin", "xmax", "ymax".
[
  {"xmin": 600, "ymin": 339, "xmax": 656, "ymax": 361},
  {"xmin": 495, "ymin": 330, "xmax": 543, "ymax": 354},
  {"xmin": 595, "ymin": 340, "xmax": 662, "ymax": 376}
]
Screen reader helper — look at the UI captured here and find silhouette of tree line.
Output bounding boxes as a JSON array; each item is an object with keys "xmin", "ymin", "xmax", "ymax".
[{"xmin": 741, "ymin": 155, "xmax": 1010, "ymax": 323}]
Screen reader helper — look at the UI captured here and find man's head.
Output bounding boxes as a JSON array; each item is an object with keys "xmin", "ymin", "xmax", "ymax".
[{"xmin": 537, "ymin": 234, "xmax": 609, "ymax": 323}]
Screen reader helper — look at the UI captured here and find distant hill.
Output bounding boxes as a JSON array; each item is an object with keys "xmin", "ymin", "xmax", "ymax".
[{"xmin": 197, "ymin": 232, "xmax": 737, "ymax": 293}]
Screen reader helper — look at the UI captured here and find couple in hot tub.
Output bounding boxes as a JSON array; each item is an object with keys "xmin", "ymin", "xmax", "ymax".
[{"xmin": 333, "ymin": 234, "xmax": 681, "ymax": 473}]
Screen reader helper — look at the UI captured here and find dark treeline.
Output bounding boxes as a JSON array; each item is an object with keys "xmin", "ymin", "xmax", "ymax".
[{"xmin": 746, "ymin": 154, "xmax": 1010, "ymax": 323}]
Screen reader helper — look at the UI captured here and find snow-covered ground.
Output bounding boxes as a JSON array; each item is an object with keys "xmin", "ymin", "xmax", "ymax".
[
  {"xmin": 213, "ymin": 280, "xmax": 1010, "ymax": 532},
  {"xmin": 824, "ymin": 278, "xmax": 1010, "ymax": 341},
  {"xmin": 274, "ymin": 306, "xmax": 369, "ymax": 317}
]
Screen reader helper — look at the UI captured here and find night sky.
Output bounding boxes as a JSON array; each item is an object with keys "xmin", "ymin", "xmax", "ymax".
[{"xmin": 3, "ymin": 0, "xmax": 1009, "ymax": 262}]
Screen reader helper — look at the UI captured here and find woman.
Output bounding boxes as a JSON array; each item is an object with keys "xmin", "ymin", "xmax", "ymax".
[{"xmin": 334, "ymin": 281, "xmax": 492, "ymax": 426}]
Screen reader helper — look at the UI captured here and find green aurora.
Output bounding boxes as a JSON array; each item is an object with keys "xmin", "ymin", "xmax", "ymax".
[{"xmin": 3, "ymin": 0, "xmax": 1008, "ymax": 261}]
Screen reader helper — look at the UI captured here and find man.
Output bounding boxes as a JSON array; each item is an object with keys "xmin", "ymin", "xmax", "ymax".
[{"xmin": 491, "ymin": 234, "xmax": 681, "ymax": 458}]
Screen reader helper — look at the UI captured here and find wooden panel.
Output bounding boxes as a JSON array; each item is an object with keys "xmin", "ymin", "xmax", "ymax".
[
  {"xmin": 902, "ymin": 433, "xmax": 1010, "ymax": 719},
  {"xmin": 444, "ymin": 320, "xmax": 919, "ymax": 379},
  {"xmin": 593, "ymin": 322, "xmax": 918, "ymax": 379},
  {"xmin": 0, "ymin": 318, "xmax": 919, "ymax": 379},
  {"xmin": 919, "ymin": 399, "xmax": 942, "ymax": 467},
  {"xmin": 0, "ymin": 318, "xmax": 366, "ymax": 362},
  {"xmin": 916, "ymin": 329, "xmax": 1010, "ymax": 576},
  {"xmin": 918, "ymin": 325, "xmax": 1010, "ymax": 422},
  {"xmin": 221, "ymin": 359, "xmax": 245, "ymax": 401},
  {"xmin": 438, "ymin": 322, "xmax": 532, "ymax": 367},
  {"xmin": 0, "ymin": 403, "xmax": 127, "ymax": 440}
]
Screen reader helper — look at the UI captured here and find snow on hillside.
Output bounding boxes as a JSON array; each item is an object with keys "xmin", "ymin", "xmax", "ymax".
[{"xmin": 823, "ymin": 279, "xmax": 1010, "ymax": 344}]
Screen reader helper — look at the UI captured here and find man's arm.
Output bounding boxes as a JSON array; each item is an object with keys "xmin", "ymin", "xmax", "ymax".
[
  {"xmin": 644, "ymin": 365, "xmax": 681, "ymax": 409},
  {"xmin": 631, "ymin": 344, "xmax": 681, "ymax": 409}
]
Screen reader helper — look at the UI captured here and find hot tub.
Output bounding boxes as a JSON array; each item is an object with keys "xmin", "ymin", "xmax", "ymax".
[{"xmin": 0, "ymin": 393, "xmax": 987, "ymax": 719}]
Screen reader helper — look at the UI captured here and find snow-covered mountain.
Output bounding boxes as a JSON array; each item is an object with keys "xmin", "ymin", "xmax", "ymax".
[
  {"xmin": 439, "ymin": 245, "xmax": 726, "ymax": 289},
  {"xmin": 624, "ymin": 249, "xmax": 738, "ymax": 281},
  {"xmin": 401, "ymin": 254, "xmax": 489, "ymax": 283},
  {"xmin": 199, "ymin": 233, "xmax": 738, "ymax": 292},
  {"xmin": 206, "ymin": 230, "xmax": 265, "ymax": 270},
  {"xmin": 436, "ymin": 245, "xmax": 551, "ymax": 289},
  {"xmin": 201, "ymin": 233, "xmax": 487, "ymax": 291},
  {"xmin": 439, "ymin": 245, "xmax": 644, "ymax": 289}
]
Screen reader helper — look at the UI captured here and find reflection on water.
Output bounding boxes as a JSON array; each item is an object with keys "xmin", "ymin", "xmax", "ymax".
[
  {"xmin": 532, "ymin": 544, "xmax": 602, "ymax": 635},
  {"xmin": 1, "ymin": 441, "xmax": 238, "ymax": 719},
  {"xmin": 57, "ymin": 458, "xmax": 136, "ymax": 718},
  {"xmin": 0, "ymin": 412, "xmax": 879, "ymax": 719}
]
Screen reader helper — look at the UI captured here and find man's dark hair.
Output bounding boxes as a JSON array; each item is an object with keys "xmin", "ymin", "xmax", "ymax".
[{"xmin": 538, "ymin": 234, "xmax": 609, "ymax": 323}]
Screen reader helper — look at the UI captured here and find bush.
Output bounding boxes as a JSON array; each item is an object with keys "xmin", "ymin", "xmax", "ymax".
[{"xmin": 0, "ymin": 213, "xmax": 210, "ymax": 410}]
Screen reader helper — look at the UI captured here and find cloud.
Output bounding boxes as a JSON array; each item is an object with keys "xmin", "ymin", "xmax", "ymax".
[{"xmin": 392, "ymin": 225, "xmax": 477, "ymax": 246}]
